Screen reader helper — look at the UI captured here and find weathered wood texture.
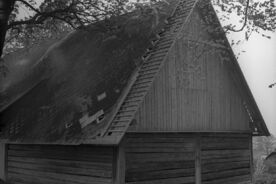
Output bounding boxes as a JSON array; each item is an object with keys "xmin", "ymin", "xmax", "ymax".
[
  {"xmin": 0, "ymin": 143, "xmax": 6, "ymax": 181},
  {"xmin": 125, "ymin": 133, "xmax": 252, "ymax": 184},
  {"xmin": 125, "ymin": 133, "xmax": 195, "ymax": 184},
  {"xmin": 129, "ymin": 7, "xmax": 250, "ymax": 132},
  {"xmin": 201, "ymin": 134, "xmax": 252, "ymax": 184},
  {"xmin": 114, "ymin": 141, "xmax": 126, "ymax": 184},
  {"xmin": 6, "ymin": 144, "xmax": 114, "ymax": 184}
]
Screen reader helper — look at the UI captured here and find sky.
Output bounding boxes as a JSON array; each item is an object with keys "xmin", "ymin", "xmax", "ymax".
[
  {"xmin": 229, "ymin": 31, "xmax": 276, "ymax": 135},
  {"xmin": 213, "ymin": 1, "xmax": 276, "ymax": 136},
  {"xmin": 214, "ymin": 2, "xmax": 276, "ymax": 136},
  {"xmin": 214, "ymin": 0, "xmax": 276, "ymax": 136}
]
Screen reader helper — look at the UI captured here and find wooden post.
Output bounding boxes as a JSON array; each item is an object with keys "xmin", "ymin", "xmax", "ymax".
[
  {"xmin": 249, "ymin": 134, "xmax": 253, "ymax": 183},
  {"xmin": 195, "ymin": 134, "xmax": 201, "ymax": 184},
  {"xmin": 0, "ymin": 143, "xmax": 6, "ymax": 181},
  {"xmin": 113, "ymin": 139, "xmax": 125, "ymax": 184}
]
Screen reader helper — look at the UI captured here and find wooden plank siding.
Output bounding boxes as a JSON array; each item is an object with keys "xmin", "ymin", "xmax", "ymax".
[
  {"xmin": 125, "ymin": 133, "xmax": 252, "ymax": 184},
  {"xmin": 125, "ymin": 133, "xmax": 196, "ymax": 184},
  {"xmin": 201, "ymin": 134, "xmax": 252, "ymax": 184},
  {"xmin": 129, "ymin": 7, "xmax": 251, "ymax": 133},
  {"xmin": 5, "ymin": 134, "xmax": 252, "ymax": 184},
  {"xmin": 6, "ymin": 144, "xmax": 114, "ymax": 184},
  {"xmin": 0, "ymin": 143, "xmax": 6, "ymax": 181}
]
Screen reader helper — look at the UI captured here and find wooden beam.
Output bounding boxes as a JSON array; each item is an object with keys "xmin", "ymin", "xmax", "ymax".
[
  {"xmin": 249, "ymin": 135, "xmax": 253, "ymax": 183},
  {"xmin": 113, "ymin": 139, "xmax": 125, "ymax": 184},
  {"xmin": 0, "ymin": 143, "xmax": 6, "ymax": 181}
]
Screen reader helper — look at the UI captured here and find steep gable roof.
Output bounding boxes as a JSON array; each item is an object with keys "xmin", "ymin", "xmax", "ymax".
[
  {"xmin": 89, "ymin": 0, "xmax": 199, "ymax": 144},
  {"xmin": 94, "ymin": 0, "xmax": 269, "ymax": 144},
  {"xmin": 0, "ymin": 0, "xmax": 195, "ymax": 144},
  {"xmin": 0, "ymin": 0, "xmax": 268, "ymax": 145}
]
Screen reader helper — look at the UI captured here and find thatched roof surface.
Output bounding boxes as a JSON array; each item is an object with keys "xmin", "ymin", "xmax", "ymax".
[{"xmin": 0, "ymin": 1, "xmax": 176, "ymax": 144}]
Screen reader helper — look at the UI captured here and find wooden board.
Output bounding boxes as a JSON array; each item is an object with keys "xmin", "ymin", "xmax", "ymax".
[
  {"xmin": 125, "ymin": 133, "xmax": 196, "ymax": 184},
  {"xmin": 126, "ymin": 132, "xmax": 252, "ymax": 184},
  {"xmin": 6, "ymin": 144, "xmax": 114, "ymax": 184},
  {"xmin": 200, "ymin": 134, "xmax": 252, "ymax": 184}
]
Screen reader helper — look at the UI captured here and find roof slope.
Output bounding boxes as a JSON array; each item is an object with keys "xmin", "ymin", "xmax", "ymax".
[
  {"xmin": 94, "ymin": 0, "xmax": 269, "ymax": 144},
  {"xmin": 0, "ymin": 0, "xmax": 182, "ymax": 144},
  {"xmin": 0, "ymin": 0, "xmax": 268, "ymax": 145},
  {"xmin": 89, "ymin": 0, "xmax": 198, "ymax": 144}
]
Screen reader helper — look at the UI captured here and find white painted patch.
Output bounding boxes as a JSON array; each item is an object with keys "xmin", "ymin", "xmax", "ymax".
[
  {"xmin": 79, "ymin": 110, "xmax": 104, "ymax": 128},
  {"xmin": 97, "ymin": 92, "xmax": 106, "ymax": 101}
]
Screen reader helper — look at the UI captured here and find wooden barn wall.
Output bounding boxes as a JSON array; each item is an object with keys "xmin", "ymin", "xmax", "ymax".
[
  {"xmin": 129, "ymin": 9, "xmax": 251, "ymax": 132},
  {"xmin": 6, "ymin": 144, "xmax": 114, "ymax": 184},
  {"xmin": 125, "ymin": 132, "xmax": 252, "ymax": 184},
  {"xmin": 125, "ymin": 133, "xmax": 196, "ymax": 184},
  {"xmin": 200, "ymin": 133, "xmax": 252, "ymax": 184}
]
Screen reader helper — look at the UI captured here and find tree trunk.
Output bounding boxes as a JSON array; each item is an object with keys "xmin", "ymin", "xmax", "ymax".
[{"xmin": 0, "ymin": 0, "xmax": 15, "ymax": 58}]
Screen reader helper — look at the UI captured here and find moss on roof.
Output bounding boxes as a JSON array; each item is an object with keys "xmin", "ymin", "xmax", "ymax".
[{"xmin": 0, "ymin": 0, "xmax": 177, "ymax": 144}]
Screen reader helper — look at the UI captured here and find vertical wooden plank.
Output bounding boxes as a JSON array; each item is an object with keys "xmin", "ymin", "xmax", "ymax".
[
  {"xmin": 113, "ymin": 140, "xmax": 125, "ymax": 184},
  {"xmin": 195, "ymin": 134, "xmax": 201, "ymax": 184},
  {"xmin": 169, "ymin": 46, "xmax": 176, "ymax": 130},
  {"xmin": 129, "ymin": 8, "xmax": 252, "ymax": 133},
  {"xmin": 0, "ymin": 143, "xmax": 6, "ymax": 181}
]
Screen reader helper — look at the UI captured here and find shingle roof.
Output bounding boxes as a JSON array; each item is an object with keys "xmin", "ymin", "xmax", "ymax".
[
  {"xmin": 0, "ymin": 0, "xmax": 198, "ymax": 144},
  {"xmin": 86, "ymin": 0, "xmax": 198, "ymax": 144},
  {"xmin": 0, "ymin": 0, "xmax": 269, "ymax": 145}
]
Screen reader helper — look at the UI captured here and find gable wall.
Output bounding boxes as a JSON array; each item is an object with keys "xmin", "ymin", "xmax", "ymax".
[
  {"xmin": 128, "ymin": 8, "xmax": 251, "ymax": 132},
  {"xmin": 124, "ymin": 132, "xmax": 252, "ymax": 184}
]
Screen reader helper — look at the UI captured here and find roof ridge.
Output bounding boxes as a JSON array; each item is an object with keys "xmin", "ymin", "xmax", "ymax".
[{"xmin": 90, "ymin": 0, "xmax": 198, "ymax": 144}]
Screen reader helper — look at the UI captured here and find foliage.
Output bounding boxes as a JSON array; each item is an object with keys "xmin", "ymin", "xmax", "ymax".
[
  {"xmin": 254, "ymin": 135, "xmax": 276, "ymax": 157},
  {"xmin": 253, "ymin": 158, "xmax": 276, "ymax": 184},
  {"xmin": 212, "ymin": 0, "xmax": 276, "ymax": 39},
  {"xmin": 3, "ymin": 0, "xmax": 276, "ymax": 55},
  {"xmin": 253, "ymin": 135, "xmax": 276, "ymax": 184},
  {"xmin": 4, "ymin": 0, "xmax": 165, "ymax": 54}
]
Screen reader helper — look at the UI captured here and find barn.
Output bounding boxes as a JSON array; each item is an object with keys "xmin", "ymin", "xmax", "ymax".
[{"xmin": 0, "ymin": 0, "xmax": 269, "ymax": 183}]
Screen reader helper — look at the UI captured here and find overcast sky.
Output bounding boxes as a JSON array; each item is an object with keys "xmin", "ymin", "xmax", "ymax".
[
  {"xmin": 215, "ymin": 6, "xmax": 275, "ymax": 136},
  {"xmin": 214, "ymin": 2, "xmax": 276, "ymax": 136},
  {"xmin": 229, "ymin": 31, "xmax": 276, "ymax": 135}
]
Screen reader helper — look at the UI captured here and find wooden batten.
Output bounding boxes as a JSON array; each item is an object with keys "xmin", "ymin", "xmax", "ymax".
[
  {"xmin": 249, "ymin": 137, "xmax": 253, "ymax": 184},
  {"xmin": 195, "ymin": 135, "xmax": 201, "ymax": 184},
  {"xmin": 113, "ymin": 140, "xmax": 126, "ymax": 184}
]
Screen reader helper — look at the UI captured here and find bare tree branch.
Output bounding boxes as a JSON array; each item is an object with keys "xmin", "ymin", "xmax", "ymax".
[
  {"xmin": 7, "ymin": 4, "xmax": 76, "ymax": 29},
  {"xmin": 15, "ymin": 0, "xmax": 41, "ymax": 14},
  {"xmin": 224, "ymin": 0, "xmax": 250, "ymax": 32}
]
